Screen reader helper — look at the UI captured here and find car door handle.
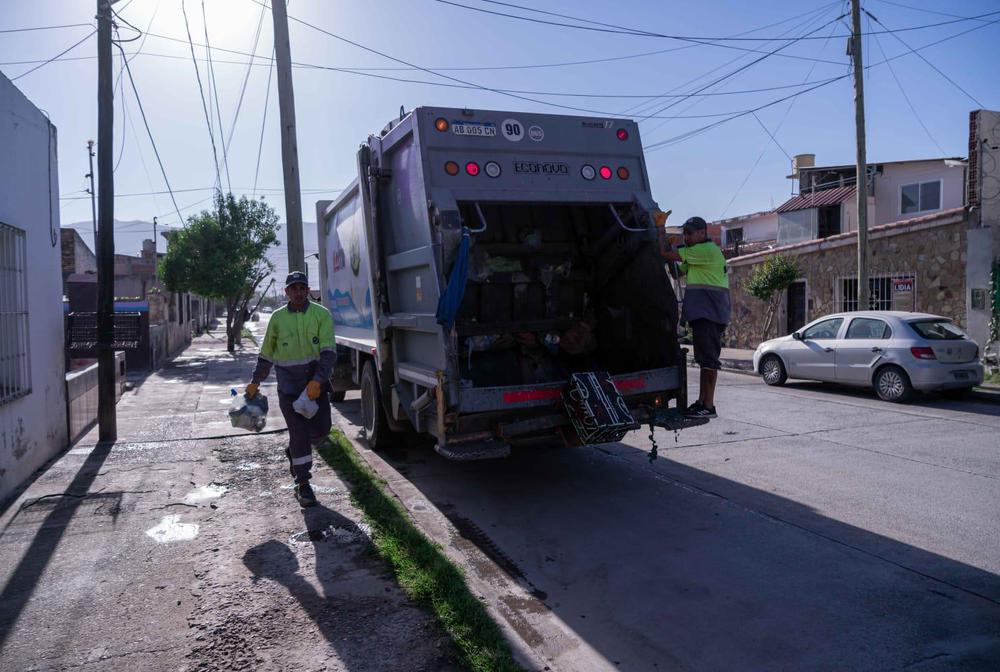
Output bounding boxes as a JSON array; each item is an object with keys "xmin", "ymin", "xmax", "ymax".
[
  {"xmin": 871, "ymin": 347, "xmax": 883, "ymax": 353},
  {"xmin": 824, "ymin": 347, "xmax": 834, "ymax": 353}
]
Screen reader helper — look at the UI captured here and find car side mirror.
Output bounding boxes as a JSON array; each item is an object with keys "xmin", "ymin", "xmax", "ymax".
[{"xmin": 793, "ymin": 332, "xmax": 803, "ymax": 341}]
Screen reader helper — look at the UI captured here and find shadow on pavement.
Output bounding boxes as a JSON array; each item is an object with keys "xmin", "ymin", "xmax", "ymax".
[
  {"xmin": 336, "ymin": 397, "xmax": 1000, "ymax": 671},
  {"xmin": 0, "ymin": 442, "xmax": 114, "ymax": 651},
  {"xmin": 779, "ymin": 380, "xmax": 1000, "ymax": 417}
]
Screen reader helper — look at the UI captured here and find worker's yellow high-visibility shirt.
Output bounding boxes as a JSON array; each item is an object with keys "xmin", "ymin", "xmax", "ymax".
[{"xmin": 678, "ymin": 241, "xmax": 728, "ymax": 289}]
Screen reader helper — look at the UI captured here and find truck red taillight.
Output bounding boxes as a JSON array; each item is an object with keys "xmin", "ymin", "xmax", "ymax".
[
  {"xmin": 465, "ymin": 161, "xmax": 480, "ymax": 176},
  {"xmin": 617, "ymin": 128, "xmax": 629, "ymax": 141},
  {"xmin": 599, "ymin": 166, "xmax": 612, "ymax": 180},
  {"xmin": 910, "ymin": 346, "xmax": 936, "ymax": 360}
]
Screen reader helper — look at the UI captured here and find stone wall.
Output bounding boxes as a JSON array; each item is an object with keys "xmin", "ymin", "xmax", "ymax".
[{"xmin": 725, "ymin": 210, "xmax": 967, "ymax": 350}]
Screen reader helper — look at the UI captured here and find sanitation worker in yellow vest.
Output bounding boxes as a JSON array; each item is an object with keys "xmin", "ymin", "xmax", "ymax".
[
  {"xmin": 246, "ymin": 271, "xmax": 336, "ymax": 507},
  {"xmin": 656, "ymin": 215, "xmax": 730, "ymax": 419}
]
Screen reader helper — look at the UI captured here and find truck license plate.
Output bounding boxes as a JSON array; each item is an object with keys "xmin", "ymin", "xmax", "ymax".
[
  {"xmin": 452, "ymin": 121, "xmax": 496, "ymax": 137},
  {"xmin": 954, "ymin": 371, "xmax": 970, "ymax": 380}
]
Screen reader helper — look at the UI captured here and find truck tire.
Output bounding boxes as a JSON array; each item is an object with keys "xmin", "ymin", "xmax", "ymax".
[
  {"xmin": 329, "ymin": 390, "xmax": 347, "ymax": 403},
  {"xmin": 360, "ymin": 361, "xmax": 392, "ymax": 450}
]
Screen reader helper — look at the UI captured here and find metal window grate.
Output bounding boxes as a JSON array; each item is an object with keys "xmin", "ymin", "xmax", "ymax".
[
  {"xmin": 66, "ymin": 312, "xmax": 142, "ymax": 350},
  {"xmin": 836, "ymin": 273, "xmax": 914, "ymax": 312},
  {"xmin": 1, "ymin": 222, "xmax": 31, "ymax": 405}
]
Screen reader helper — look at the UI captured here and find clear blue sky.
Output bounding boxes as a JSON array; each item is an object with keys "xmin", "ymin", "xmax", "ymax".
[{"xmin": 2, "ymin": 0, "xmax": 998, "ymax": 277}]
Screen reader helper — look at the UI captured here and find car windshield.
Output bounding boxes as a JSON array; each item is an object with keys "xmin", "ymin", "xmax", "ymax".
[{"xmin": 908, "ymin": 319, "xmax": 967, "ymax": 340}]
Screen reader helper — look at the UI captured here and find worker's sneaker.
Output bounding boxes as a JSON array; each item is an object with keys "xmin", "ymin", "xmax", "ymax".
[
  {"xmin": 684, "ymin": 401, "xmax": 717, "ymax": 419},
  {"xmin": 295, "ymin": 483, "xmax": 318, "ymax": 508}
]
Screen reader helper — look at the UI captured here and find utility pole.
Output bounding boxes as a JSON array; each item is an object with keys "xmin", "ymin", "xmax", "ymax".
[
  {"xmin": 270, "ymin": 0, "xmax": 305, "ymax": 275},
  {"xmin": 152, "ymin": 216, "xmax": 158, "ymax": 277},
  {"xmin": 86, "ymin": 140, "xmax": 97, "ymax": 243},
  {"xmin": 96, "ymin": 0, "xmax": 117, "ymax": 442},
  {"xmin": 851, "ymin": 0, "xmax": 870, "ymax": 310}
]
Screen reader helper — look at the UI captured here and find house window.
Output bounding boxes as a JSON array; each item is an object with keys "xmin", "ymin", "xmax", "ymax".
[
  {"xmin": 900, "ymin": 180, "xmax": 941, "ymax": 215},
  {"xmin": 726, "ymin": 228, "xmax": 744, "ymax": 245},
  {"xmin": 837, "ymin": 276, "xmax": 895, "ymax": 312},
  {"xmin": 0, "ymin": 223, "xmax": 31, "ymax": 405}
]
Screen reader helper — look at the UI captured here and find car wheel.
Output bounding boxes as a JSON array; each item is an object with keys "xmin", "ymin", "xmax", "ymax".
[
  {"xmin": 360, "ymin": 361, "xmax": 393, "ymax": 450},
  {"xmin": 874, "ymin": 365, "xmax": 913, "ymax": 402},
  {"xmin": 760, "ymin": 354, "xmax": 787, "ymax": 386},
  {"xmin": 329, "ymin": 390, "xmax": 347, "ymax": 403}
]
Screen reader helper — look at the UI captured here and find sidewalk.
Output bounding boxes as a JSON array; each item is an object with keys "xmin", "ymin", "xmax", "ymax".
[{"xmin": 0, "ymin": 327, "xmax": 457, "ymax": 672}]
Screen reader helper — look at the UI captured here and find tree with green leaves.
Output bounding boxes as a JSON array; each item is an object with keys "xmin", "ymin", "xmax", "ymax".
[
  {"xmin": 159, "ymin": 192, "xmax": 280, "ymax": 352},
  {"xmin": 745, "ymin": 254, "xmax": 800, "ymax": 342}
]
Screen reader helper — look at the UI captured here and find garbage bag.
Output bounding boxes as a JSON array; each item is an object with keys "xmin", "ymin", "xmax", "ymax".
[
  {"xmin": 228, "ymin": 388, "xmax": 268, "ymax": 432},
  {"xmin": 292, "ymin": 388, "xmax": 319, "ymax": 419}
]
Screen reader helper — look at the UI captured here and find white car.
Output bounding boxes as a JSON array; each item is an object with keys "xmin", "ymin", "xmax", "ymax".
[{"xmin": 752, "ymin": 311, "xmax": 984, "ymax": 402}]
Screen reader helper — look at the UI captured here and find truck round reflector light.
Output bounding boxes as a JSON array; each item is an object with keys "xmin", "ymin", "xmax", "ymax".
[
  {"xmin": 484, "ymin": 161, "xmax": 501, "ymax": 178},
  {"xmin": 599, "ymin": 165, "xmax": 613, "ymax": 180},
  {"xmin": 435, "ymin": 117, "xmax": 449, "ymax": 132},
  {"xmin": 617, "ymin": 166, "xmax": 630, "ymax": 179},
  {"xmin": 465, "ymin": 161, "xmax": 480, "ymax": 176},
  {"xmin": 444, "ymin": 161, "xmax": 460, "ymax": 176},
  {"xmin": 581, "ymin": 164, "xmax": 596, "ymax": 180},
  {"xmin": 616, "ymin": 128, "xmax": 629, "ymax": 141}
]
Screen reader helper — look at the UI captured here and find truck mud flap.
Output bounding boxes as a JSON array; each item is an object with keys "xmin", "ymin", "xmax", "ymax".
[{"xmin": 434, "ymin": 441, "xmax": 511, "ymax": 461}]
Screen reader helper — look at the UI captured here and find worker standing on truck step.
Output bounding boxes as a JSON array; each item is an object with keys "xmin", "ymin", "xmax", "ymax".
[
  {"xmin": 655, "ymin": 214, "xmax": 730, "ymax": 419},
  {"xmin": 246, "ymin": 271, "xmax": 336, "ymax": 507}
]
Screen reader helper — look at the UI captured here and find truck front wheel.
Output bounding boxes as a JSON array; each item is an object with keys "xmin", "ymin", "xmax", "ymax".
[{"xmin": 360, "ymin": 361, "xmax": 392, "ymax": 450}]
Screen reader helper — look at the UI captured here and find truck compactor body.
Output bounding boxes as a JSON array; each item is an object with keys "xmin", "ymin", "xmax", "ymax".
[{"xmin": 316, "ymin": 107, "xmax": 692, "ymax": 459}]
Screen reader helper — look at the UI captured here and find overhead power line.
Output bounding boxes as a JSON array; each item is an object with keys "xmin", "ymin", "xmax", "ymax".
[
  {"xmin": 113, "ymin": 40, "xmax": 185, "ymax": 225},
  {"xmin": 439, "ymin": 0, "xmax": 1000, "ymax": 41},
  {"xmin": 181, "ymin": 0, "xmax": 223, "ymax": 192},
  {"xmin": 61, "ymin": 185, "xmax": 338, "ymax": 201},
  {"xmin": 201, "ymin": 0, "xmax": 233, "ymax": 193},
  {"xmin": 0, "ymin": 23, "xmax": 94, "ymax": 34},
  {"xmin": 246, "ymin": 0, "xmax": 828, "ymax": 121},
  {"xmin": 11, "ymin": 29, "xmax": 95, "ymax": 80},
  {"xmin": 254, "ymin": 46, "xmax": 276, "ymax": 198},
  {"xmin": 868, "ymin": 21, "xmax": 946, "ymax": 155},
  {"xmin": 224, "ymin": 2, "xmax": 268, "ymax": 155},
  {"xmin": 644, "ymin": 12, "xmax": 1000, "ymax": 153},
  {"xmin": 863, "ymin": 8, "xmax": 985, "ymax": 108}
]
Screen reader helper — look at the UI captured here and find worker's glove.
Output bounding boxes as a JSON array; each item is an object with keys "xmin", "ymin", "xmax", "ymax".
[
  {"xmin": 245, "ymin": 382, "xmax": 259, "ymax": 399},
  {"xmin": 653, "ymin": 209, "xmax": 672, "ymax": 228},
  {"xmin": 306, "ymin": 380, "xmax": 322, "ymax": 401}
]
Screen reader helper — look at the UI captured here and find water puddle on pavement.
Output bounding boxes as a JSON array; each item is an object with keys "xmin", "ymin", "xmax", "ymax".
[
  {"xmin": 183, "ymin": 483, "xmax": 228, "ymax": 504},
  {"xmin": 146, "ymin": 515, "xmax": 200, "ymax": 543}
]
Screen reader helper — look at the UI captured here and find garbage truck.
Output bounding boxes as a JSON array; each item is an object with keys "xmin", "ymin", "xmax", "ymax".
[{"xmin": 316, "ymin": 107, "xmax": 701, "ymax": 459}]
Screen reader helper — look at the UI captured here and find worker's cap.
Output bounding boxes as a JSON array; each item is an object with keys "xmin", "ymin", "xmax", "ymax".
[
  {"xmin": 284, "ymin": 271, "xmax": 309, "ymax": 288},
  {"xmin": 682, "ymin": 216, "xmax": 708, "ymax": 232}
]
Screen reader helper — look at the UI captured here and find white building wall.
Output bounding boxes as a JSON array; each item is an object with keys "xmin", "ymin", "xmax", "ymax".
[
  {"xmin": 872, "ymin": 161, "xmax": 965, "ymax": 227},
  {"xmin": 0, "ymin": 75, "xmax": 68, "ymax": 502}
]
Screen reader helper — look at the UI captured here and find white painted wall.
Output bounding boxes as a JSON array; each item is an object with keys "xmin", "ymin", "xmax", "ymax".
[
  {"xmin": 722, "ymin": 211, "xmax": 779, "ymax": 244},
  {"xmin": 872, "ymin": 160, "xmax": 965, "ymax": 227},
  {"xmin": 0, "ymin": 75, "xmax": 68, "ymax": 503}
]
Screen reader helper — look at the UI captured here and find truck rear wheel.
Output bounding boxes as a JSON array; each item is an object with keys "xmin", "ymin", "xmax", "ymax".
[{"xmin": 360, "ymin": 361, "xmax": 392, "ymax": 450}]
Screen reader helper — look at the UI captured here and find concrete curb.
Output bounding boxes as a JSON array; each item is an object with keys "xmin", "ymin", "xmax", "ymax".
[{"xmin": 328, "ymin": 406, "xmax": 602, "ymax": 672}]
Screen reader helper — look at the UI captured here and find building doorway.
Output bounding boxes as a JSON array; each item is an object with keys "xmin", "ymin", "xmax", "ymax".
[{"xmin": 787, "ymin": 281, "xmax": 807, "ymax": 334}]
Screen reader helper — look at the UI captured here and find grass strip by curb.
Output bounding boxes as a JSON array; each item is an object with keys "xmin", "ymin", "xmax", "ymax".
[{"xmin": 317, "ymin": 430, "xmax": 524, "ymax": 672}]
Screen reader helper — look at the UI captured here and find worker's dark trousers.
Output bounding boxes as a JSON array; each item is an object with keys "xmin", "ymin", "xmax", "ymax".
[{"xmin": 277, "ymin": 390, "xmax": 332, "ymax": 484}]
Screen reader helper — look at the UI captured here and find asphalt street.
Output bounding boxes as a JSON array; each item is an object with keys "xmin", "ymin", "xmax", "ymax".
[{"xmin": 335, "ymin": 369, "xmax": 1000, "ymax": 671}]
